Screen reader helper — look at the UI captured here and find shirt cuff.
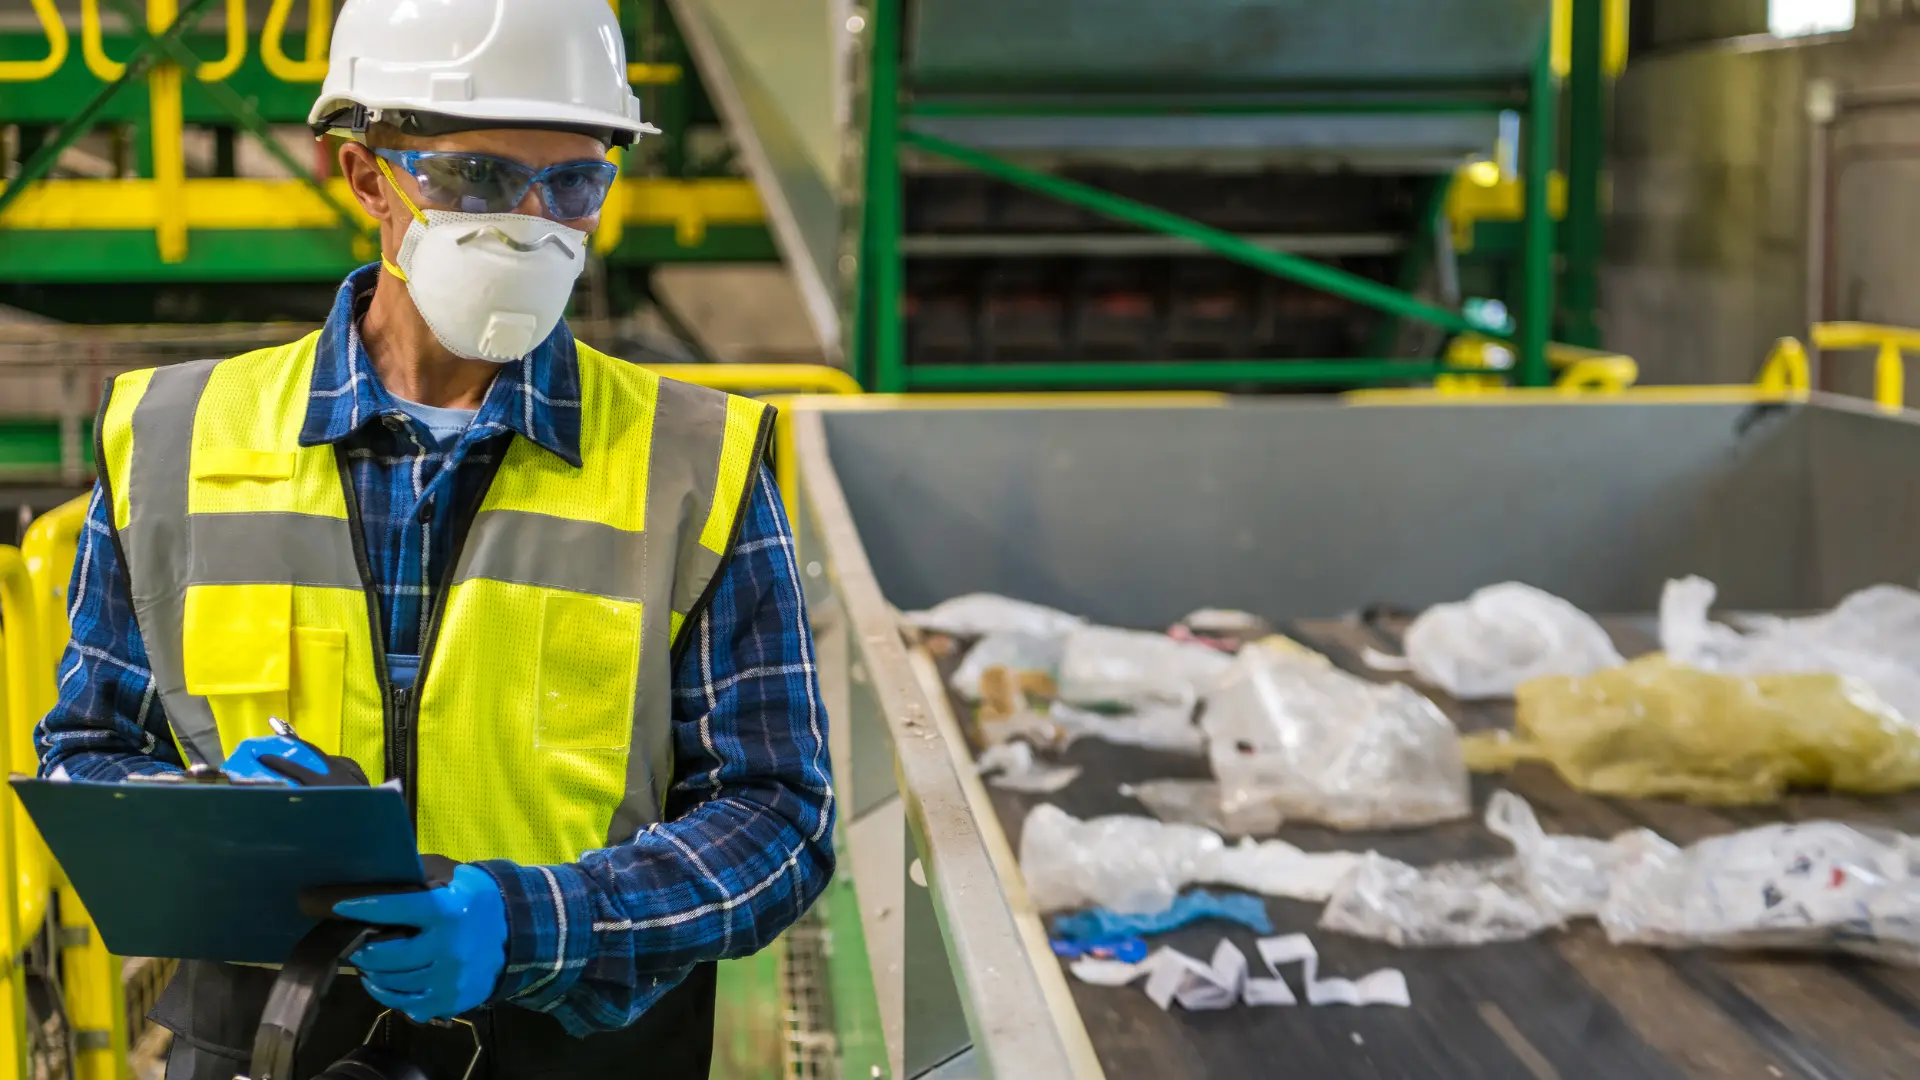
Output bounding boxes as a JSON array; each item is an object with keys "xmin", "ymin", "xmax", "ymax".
[{"xmin": 474, "ymin": 859, "xmax": 597, "ymax": 1009}]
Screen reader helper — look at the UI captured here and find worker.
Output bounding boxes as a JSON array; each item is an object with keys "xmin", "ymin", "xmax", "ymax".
[{"xmin": 34, "ymin": 1, "xmax": 834, "ymax": 1076}]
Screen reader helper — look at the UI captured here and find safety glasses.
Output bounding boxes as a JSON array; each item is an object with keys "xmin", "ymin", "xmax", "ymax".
[{"xmin": 373, "ymin": 149, "xmax": 619, "ymax": 221}]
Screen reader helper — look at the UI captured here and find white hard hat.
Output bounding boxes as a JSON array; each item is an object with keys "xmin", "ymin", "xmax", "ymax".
[{"xmin": 309, "ymin": 0, "xmax": 660, "ymax": 147}]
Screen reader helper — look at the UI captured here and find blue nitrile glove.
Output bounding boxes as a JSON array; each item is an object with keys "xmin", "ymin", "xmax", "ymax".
[
  {"xmin": 334, "ymin": 864, "xmax": 508, "ymax": 1022},
  {"xmin": 221, "ymin": 735, "xmax": 333, "ymax": 785}
]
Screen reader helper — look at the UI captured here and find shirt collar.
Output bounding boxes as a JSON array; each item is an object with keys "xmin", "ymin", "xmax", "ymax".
[{"xmin": 300, "ymin": 264, "xmax": 584, "ymax": 467}]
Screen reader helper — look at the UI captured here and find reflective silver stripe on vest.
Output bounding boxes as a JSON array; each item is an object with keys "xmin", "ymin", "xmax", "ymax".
[
  {"xmin": 185, "ymin": 513, "xmax": 361, "ymax": 589},
  {"xmin": 612, "ymin": 378, "xmax": 753, "ymax": 844},
  {"xmin": 452, "ymin": 512, "xmax": 646, "ymax": 600},
  {"xmin": 119, "ymin": 360, "xmax": 223, "ymax": 767}
]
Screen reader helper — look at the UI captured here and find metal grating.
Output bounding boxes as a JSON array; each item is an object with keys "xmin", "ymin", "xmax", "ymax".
[{"xmin": 781, "ymin": 914, "xmax": 839, "ymax": 1080}]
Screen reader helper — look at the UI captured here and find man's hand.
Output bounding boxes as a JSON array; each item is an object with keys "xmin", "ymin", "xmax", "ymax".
[
  {"xmin": 220, "ymin": 732, "xmax": 370, "ymax": 786},
  {"xmin": 334, "ymin": 865, "xmax": 509, "ymax": 1021}
]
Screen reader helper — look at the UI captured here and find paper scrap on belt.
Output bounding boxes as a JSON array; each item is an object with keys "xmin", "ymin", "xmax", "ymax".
[{"xmin": 1068, "ymin": 934, "xmax": 1408, "ymax": 1010}]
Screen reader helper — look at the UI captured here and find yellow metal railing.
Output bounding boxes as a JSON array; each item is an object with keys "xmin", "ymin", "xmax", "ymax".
[
  {"xmin": 1808, "ymin": 321, "xmax": 1920, "ymax": 411},
  {"xmin": 260, "ymin": 0, "xmax": 330, "ymax": 82},
  {"xmin": 14, "ymin": 0, "xmax": 711, "ymax": 264},
  {"xmin": 0, "ymin": 0, "xmax": 70, "ymax": 82}
]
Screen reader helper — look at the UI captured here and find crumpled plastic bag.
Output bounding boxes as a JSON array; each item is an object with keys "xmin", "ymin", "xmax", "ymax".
[
  {"xmin": 1392, "ymin": 582, "xmax": 1623, "ymax": 700},
  {"xmin": 1018, "ymin": 804, "xmax": 1363, "ymax": 915},
  {"xmin": 1120, "ymin": 779, "xmax": 1285, "ymax": 836},
  {"xmin": 951, "ymin": 631, "xmax": 1065, "ymax": 701},
  {"xmin": 1050, "ymin": 702, "xmax": 1206, "ymax": 756},
  {"xmin": 1663, "ymin": 576, "xmax": 1920, "ymax": 723},
  {"xmin": 1057, "ymin": 625, "xmax": 1233, "ymax": 710},
  {"xmin": 903, "ymin": 593, "xmax": 1085, "ymax": 639},
  {"xmin": 1601, "ymin": 820, "xmax": 1920, "ymax": 965},
  {"xmin": 975, "ymin": 741, "xmax": 1081, "ymax": 794},
  {"xmin": 1466, "ymin": 654, "xmax": 1920, "ymax": 804},
  {"xmin": 1204, "ymin": 642, "xmax": 1470, "ymax": 830},
  {"xmin": 1318, "ymin": 792, "xmax": 1656, "ymax": 947}
]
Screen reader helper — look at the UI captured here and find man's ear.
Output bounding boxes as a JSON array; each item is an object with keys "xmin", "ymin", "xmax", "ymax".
[{"xmin": 339, "ymin": 141, "xmax": 392, "ymax": 221}]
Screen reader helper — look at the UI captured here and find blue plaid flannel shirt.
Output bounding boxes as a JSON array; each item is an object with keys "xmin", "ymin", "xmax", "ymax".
[{"xmin": 36, "ymin": 265, "xmax": 836, "ymax": 1034}]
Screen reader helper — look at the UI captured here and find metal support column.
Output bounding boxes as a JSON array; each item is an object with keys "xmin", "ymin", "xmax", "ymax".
[
  {"xmin": 1562, "ymin": 0, "xmax": 1606, "ymax": 349},
  {"xmin": 1520, "ymin": 35, "xmax": 1559, "ymax": 387},
  {"xmin": 864, "ymin": 0, "xmax": 906, "ymax": 393}
]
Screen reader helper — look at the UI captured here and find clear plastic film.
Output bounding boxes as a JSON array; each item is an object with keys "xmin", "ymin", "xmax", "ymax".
[
  {"xmin": 1389, "ymin": 582, "xmax": 1623, "ymax": 700},
  {"xmin": 1600, "ymin": 821, "xmax": 1920, "ymax": 965},
  {"xmin": 1318, "ymin": 792, "xmax": 1656, "ymax": 947},
  {"xmin": 1121, "ymin": 778, "xmax": 1285, "ymax": 836},
  {"xmin": 1057, "ymin": 625, "xmax": 1233, "ymax": 710},
  {"xmin": 1663, "ymin": 576, "xmax": 1920, "ymax": 724},
  {"xmin": 950, "ymin": 631, "xmax": 1066, "ymax": 701},
  {"xmin": 1466, "ymin": 654, "xmax": 1920, "ymax": 803},
  {"xmin": 1204, "ymin": 642, "xmax": 1470, "ymax": 831},
  {"xmin": 902, "ymin": 593, "xmax": 1086, "ymax": 639},
  {"xmin": 1018, "ymin": 804, "xmax": 1361, "ymax": 915}
]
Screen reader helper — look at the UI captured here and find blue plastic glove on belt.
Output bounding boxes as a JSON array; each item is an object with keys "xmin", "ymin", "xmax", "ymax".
[{"xmin": 334, "ymin": 864, "xmax": 509, "ymax": 1022}]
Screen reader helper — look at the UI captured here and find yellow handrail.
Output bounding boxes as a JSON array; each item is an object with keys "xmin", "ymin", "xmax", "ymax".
[
  {"xmin": 22, "ymin": 498, "xmax": 127, "ymax": 1080},
  {"xmin": 79, "ymin": 0, "xmax": 130, "ymax": 81},
  {"xmin": 197, "ymin": 0, "xmax": 249, "ymax": 82},
  {"xmin": 149, "ymin": 0, "xmax": 190, "ymax": 262},
  {"xmin": 646, "ymin": 364, "xmax": 864, "ymax": 397},
  {"xmin": 261, "ymin": 0, "xmax": 331, "ymax": 82},
  {"xmin": 0, "ymin": 548, "xmax": 37, "ymax": 1080},
  {"xmin": 1757, "ymin": 337, "xmax": 1813, "ymax": 396},
  {"xmin": 1810, "ymin": 321, "xmax": 1920, "ymax": 411},
  {"xmin": 0, "ymin": 0, "xmax": 71, "ymax": 82}
]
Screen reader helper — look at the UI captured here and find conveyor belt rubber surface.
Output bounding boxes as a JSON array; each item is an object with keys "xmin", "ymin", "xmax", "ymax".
[{"xmin": 937, "ymin": 615, "xmax": 1920, "ymax": 1080}]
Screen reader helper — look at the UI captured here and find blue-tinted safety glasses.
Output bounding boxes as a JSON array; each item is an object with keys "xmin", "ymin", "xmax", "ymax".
[{"xmin": 373, "ymin": 149, "xmax": 620, "ymax": 221}]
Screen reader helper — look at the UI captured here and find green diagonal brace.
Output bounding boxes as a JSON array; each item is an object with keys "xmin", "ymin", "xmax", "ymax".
[
  {"xmin": 900, "ymin": 128, "xmax": 1487, "ymax": 339},
  {"xmin": 0, "ymin": 0, "xmax": 221, "ymax": 221},
  {"xmin": 101, "ymin": 0, "xmax": 366, "ymax": 240}
]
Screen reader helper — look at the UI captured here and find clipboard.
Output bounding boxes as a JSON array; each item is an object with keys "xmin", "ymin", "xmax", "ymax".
[{"xmin": 12, "ymin": 777, "xmax": 425, "ymax": 963}]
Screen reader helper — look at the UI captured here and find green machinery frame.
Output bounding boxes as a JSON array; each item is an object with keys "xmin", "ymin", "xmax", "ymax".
[
  {"xmin": 847, "ymin": 0, "xmax": 1615, "ymax": 393},
  {"xmin": 0, "ymin": 0, "xmax": 776, "ymax": 284}
]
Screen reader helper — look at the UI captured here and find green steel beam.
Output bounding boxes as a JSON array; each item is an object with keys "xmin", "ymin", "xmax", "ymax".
[
  {"xmin": 866, "ymin": 0, "xmax": 907, "ymax": 393},
  {"xmin": 0, "ymin": 420, "xmax": 93, "ymax": 481},
  {"xmin": 0, "ymin": 33, "xmax": 320, "ymax": 125},
  {"xmin": 904, "ymin": 96, "xmax": 1520, "ymax": 119},
  {"xmin": 904, "ymin": 360, "xmax": 1484, "ymax": 392},
  {"xmin": 1518, "ymin": 34, "xmax": 1557, "ymax": 388},
  {"xmin": 0, "ymin": 0, "xmax": 220, "ymax": 221},
  {"xmin": 100, "ymin": 0, "xmax": 365, "ymax": 242},
  {"xmin": 900, "ymin": 129, "xmax": 1490, "ymax": 340},
  {"xmin": 0, "ymin": 226, "xmax": 773, "ymax": 283},
  {"xmin": 1562, "ymin": 0, "xmax": 1606, "ymax": 349}
]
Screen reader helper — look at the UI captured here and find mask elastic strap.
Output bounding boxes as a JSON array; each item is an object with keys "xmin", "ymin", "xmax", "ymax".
[{"xmin": 375, "ymin": 155, "xmax": 428, "ymax": 282}]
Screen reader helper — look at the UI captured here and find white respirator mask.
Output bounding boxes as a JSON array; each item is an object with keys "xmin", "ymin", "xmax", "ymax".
[{"xmin": 377, "ymin": 158, "xmax": 589, "ymax": 363}]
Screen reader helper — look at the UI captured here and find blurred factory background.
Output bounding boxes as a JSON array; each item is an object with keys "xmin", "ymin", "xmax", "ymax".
[{"xmin": 2, "ymin": 0, "xmax": 1918, "ymax": 1077}]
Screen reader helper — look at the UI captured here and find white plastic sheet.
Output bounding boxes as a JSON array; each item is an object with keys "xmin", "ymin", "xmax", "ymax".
[
  {"xmin": 1050, "ymin": 702, "xmax": 1206, "ymax": 756},
  {"xmin": 1018, "ymin": 804, "xmax": 1363, "ymax": 915},
  {"xmin": 1120, "ymin": 778, "xmax": 1285, "ymax": 836},
  {"xmin": 1393, "ymin": 582, "xmax": 1623, "ymax": 700},
  {"xmin": 1601, "ymin": 821, "xmax": 1920, "ymax": 964},
  {"xmin": 1318, "ymin": 792, "xmax": 1658, "ymax": 947},
  {"xmin": 902, "ymin": 593, "xmax": 1086, "ymax": 639},
  {"xmin": 975, "ymin": 741, "xmax": 1081, "ymax": 794},
  {"xmin": 1205, "ymin": 642, "xmax": 1470, "ymax": 831},
  {"xmin": 1662, "ymin": 576, "xmax": 1920, "ymax": 723},
  {"xmin": 1057, "ymin": 625, "xmax": 1233, "ymax": 709}
]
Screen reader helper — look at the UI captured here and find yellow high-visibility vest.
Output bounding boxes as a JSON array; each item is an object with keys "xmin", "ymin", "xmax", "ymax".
[{"xmin": 97, "ymin": 331, "xmax": 772, "ymax": 865}]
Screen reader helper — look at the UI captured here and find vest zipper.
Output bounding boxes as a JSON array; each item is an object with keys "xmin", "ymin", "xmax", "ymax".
[{"xmin": 334, "ymin": 448, "xmax": 405, "ymax": 811}]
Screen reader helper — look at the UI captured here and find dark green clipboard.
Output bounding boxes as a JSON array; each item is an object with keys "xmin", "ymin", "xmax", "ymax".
[{"xmin": 12, "ymin": 777, "xmax": 424, "ymax": 964}]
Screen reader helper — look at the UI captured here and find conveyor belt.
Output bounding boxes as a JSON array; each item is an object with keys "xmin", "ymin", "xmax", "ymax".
[{"xmin": 935, "ymin": 615, "xmax": 1920, "ymax": 1080}]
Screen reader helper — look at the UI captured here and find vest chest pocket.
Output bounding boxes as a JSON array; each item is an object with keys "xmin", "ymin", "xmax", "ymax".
[
  {"xmin": 535, "ymin": 592, "xmax": 641, "ymax": 752},
  {"xmin": 182, "ymin": 585, "xmax": 346, "ymax": 755}
]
